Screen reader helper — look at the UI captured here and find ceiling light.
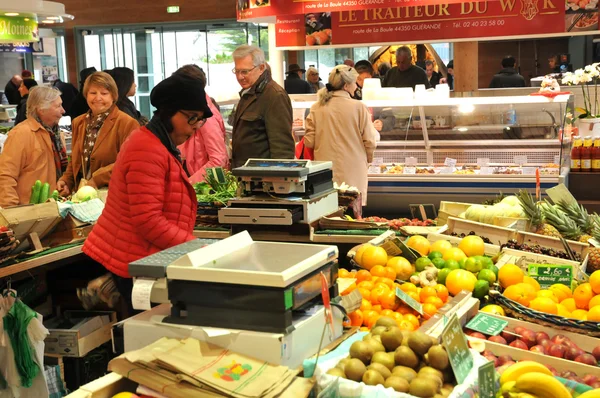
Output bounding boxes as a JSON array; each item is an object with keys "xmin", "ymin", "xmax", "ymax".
[
  {"xmin": 457, "ymin": 127, "xmax": 468, "ymax": 132},
  {"xmin": 41, "ymin": 19, "xmax": 55, "ymax": 24},
  {"xmin": 4, "ymin": 12, "xmax": 19, "ymax": 16},
  {"xmin": 46, "ymin": 16, "xmax": 60, "ymax": 20}
]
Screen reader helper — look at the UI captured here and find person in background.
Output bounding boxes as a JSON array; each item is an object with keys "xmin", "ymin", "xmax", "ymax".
[
  {"xmin": 284, "ymin": 64, "xmax": 312, "ymax": 94},
  {"xmin": 82, "ymin": 74, "xmax": 212, "ymax": 316},
  {"xmin": 107, "ymin": 67, "xmax": 147, "ymax": 125},
  {"xmin": 383, "ymin": 46, "xmax": 430, "ymax": 89},
  {"xmin": 425, "ymin": 60, "xmax": 442, "ymax": 88},
  {"xmin": 440, "ymin": 60, "xmax": 454, "ymax": 90},
  {"xmin": 21, "ymin": 70, "xmax": 33, "ymax": 79},
  {"xmin": 343, "ymin": 59, "xmax": 355, "ymax": 68},
  {"xmin": 304, "ymin": 65, "xmax": 377, "ymax": 206},
  {"xmin": 230, "ymin": 45, "xmax": 294, "ymax": 168},
  {"xmin": 14, "ymin": 79, "xmax": 38, "ymax": 125},
  {"xmin": 57, "ymin": 72, "xmax": 138, "ymax": 195},
  {"xmin": 306, "ymin": 67, "xmax": 325, "ymax": 93},
  {"xmin": 174, "ymin": 64, "xmax": 229, "ymax": 182},
  {"xmin": 354, "ymin": 61, "xmax": 375, "ymax": 101},
  {"xmin": 489, "ymin": 56, "xmax": 526, "ymax": 88},
  {"xmin": 378, "ymin": 62, "xmax": 392, "ymax": 81},
  {"xmin": 69, "ymin": 67, "xmax": 97, "ymax": 119},
  {"xmin": 4, "ymin": 75, "xmax": 22, "ymax": 105},
  {"xmin": 52, "ymin": 79, "xmax": 79, "ymax": 117},
  {"xmin": 549, "ymin": 55, "xmax": 561, "ymax": 73},
  {"xmin": 0, "ymin": 87, "xmax": 65, "ymax": 207}
]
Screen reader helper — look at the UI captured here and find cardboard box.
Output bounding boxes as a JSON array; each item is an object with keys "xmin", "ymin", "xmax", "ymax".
[
  {"xmin": 0, "ymin": 201, "xmax": 61, "ymax": 251},
  {"xmin": 122, "ymin": 304, "xmax": 344, "ymax": 369},
  {"xmin": 64, "ymin": 372, "xmax": 137, "ymax": 398},
  {"xmin": 44, "ymin": 311, "xmax": 117, "ymax": 357}
]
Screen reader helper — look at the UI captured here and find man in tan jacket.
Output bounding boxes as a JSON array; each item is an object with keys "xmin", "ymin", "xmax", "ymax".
[{"xmin": 0, "ymin": 87, "xmax": 65, "ymax": 207}]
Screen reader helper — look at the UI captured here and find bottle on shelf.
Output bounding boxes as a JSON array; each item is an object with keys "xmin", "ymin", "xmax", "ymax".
[
  {"xmin": 582, "ymin": 136, "xmax": 593, "ymax": 172},
  {"xmin": 571, "ymin": 135, "xmax": 582, "ymax": 172},
  {"xmin": 592, "ymin": 137, "xmax": 600, "ymax": 173}
]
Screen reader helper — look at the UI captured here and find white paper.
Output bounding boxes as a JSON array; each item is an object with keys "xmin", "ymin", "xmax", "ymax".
[
  {"xmin": 514, "ymin": 155, "xmax": 528, "ymax": 165},
  {"xmin": 403, "ymin": 167, "xmax": 416, "ymax": 174},
  {"xmin": 132, "ymin": 278, "xmax": 156, "ymax": 311},
  {"xmin": 368, "ymin": 165, "xmax": 382, "ymax": 174},
  {"xmin": 522, "ymin": 167, "xmax": 537, "ymax": 175},
  {"xmin": 204, "ymin": 328, "xmax": 233, "ymax": 338},
  {"xmin": 372, "ymin": 157, "xmax": 384, "ymax": 165},
  {"xmin": 444, "ymin": 157, "xmax": 457, "ymax": 168},
  {"xmin": 476, "ymin": 158, "xmax": 490, "ymax": 167},
  {"xmin": 554, "ymin": 155, "xmax": 561, "ymax": 165},
  {"xmin": 405, "ymin": 157, "xmax": 418, "ymax": 166},
  {"xmin": 479, "ymin": 167, "xmax": 493, "ymax": 175}
]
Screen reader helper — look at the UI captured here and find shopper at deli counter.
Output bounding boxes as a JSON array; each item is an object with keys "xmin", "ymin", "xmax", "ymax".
[
  {"xmin": 14, "ymin": 79, "xmax": 38, "ymax": 125},
  {"xmin": 489, "ymin": 56, "xmax": 526, "ymax": 88},
  {"xmin": 304, "ymin": 66, "xmax": 377, "ymax": 206},
  {"xmin": 230, "ymin": 45, "xmax": 294, "ymax": 168},
  {"xmin": 383, "ymin": 46, "xmax": 430, "ymax": 90},
  {"xmin": 284, "ymin": 64, "xmax": 312, "ymax": 94},
  {"xmin": 425, "ymin": 61, "xmax": 442, "ymax": 88},
  {"xmin": 0, "ymin": 87, "xmax": 65, "ymax": 207},
  {"xmin": 83, "ymin": 74, "xmax": 210, "ymax": 313},
  {"xmin": 306, "ymin": 67, "xmax": 325, "ymax": 93},
  {"xmin": 57, "ymin": 72, "xmax": 139, "ymax": 195}
]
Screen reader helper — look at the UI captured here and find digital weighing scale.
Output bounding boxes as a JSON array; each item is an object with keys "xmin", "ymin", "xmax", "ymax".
[
  {"xmin": 129, "ymin": 232, "xmax": 339, "ymax": 333},
  {"xmin": 0, "ymin": 105, "xmax": 17, "ymax": 122}
]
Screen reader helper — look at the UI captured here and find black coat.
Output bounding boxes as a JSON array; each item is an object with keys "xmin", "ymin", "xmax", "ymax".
[
  {"xmin": 489, "ymin": 68, "xmax": 526, "ymax": 88},
  {"xmin": 14, "ymin": 95, "xmax": 28, "ymax": 125},
  {"xmin": 428, "ymin": 71, "xmax": 442, "ymax": 88},
  {"xmin": 116, "ymin": 98, "xmax": 145, "ymax": 126},
  {"xmin": 53, "ymin": 79, "xmax": 79, "ymax": 116},
  {"xmin": 4, "ymin": 81, "xmax": 20, "ymax": 105},
  {"xmin": 284, "ymin": 74, "xmax": 312, "ymax": 94}
]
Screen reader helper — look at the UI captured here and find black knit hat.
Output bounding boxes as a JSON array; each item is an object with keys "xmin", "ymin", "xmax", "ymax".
[
  {"xmin": 150, "ymin": 74, "xmax": 213, "ymax": 119},
  {"xmin": 23, "ymin": 79, "xmax": 38, "ymax": 90}
]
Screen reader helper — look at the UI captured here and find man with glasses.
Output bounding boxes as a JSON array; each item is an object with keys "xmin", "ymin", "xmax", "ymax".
[{"xmin": 230, "ymin": 45, "xmax": 294, "ymax": 169}]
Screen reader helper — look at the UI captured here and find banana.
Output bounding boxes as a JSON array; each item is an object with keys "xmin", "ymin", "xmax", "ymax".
[
  {"xmin": 508, "ymin": 393, "xmax": 538, "ymax": 398},
  {"xmin": 578, "ymin": 390, "xmax": 600, "ymax": 398},
  {"xmin": 499, "ymin": 361, "xmax": 553, "ymax": 385},
  {"xmin": 513, "ymin": 372, "xmax": 571, "ymax": 398}
]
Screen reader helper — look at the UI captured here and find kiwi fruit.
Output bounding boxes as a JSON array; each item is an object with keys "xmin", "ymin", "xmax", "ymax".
[
  {"xmin": 362, "ymin": 333, "xmax": 373, "ymax": 342},
  {"xmin": 394, "ymin": 346, "xmax": 419, "ymax": 369},
  {"xmin": 362, "ymin": 369, "xmax": 385, "ymax": 386},
  {"xmin": 427, "ymin": 345, "xmax": 449, "ymax": 371},
  {"xmin": 392, "ymin": 366, "xmax": 418, "ymax": 382},
  {"xmin": 326, "ymin": 367, "xmax": 346, "ymax": 378},
  {"xmin": 375, "ymin": 316, "xmax": 397, "ymax": 328},
  {"xmin": 419, "ymin": 367, "xmax": 444, "ymax": 388},
  {"xmin": 336, "ymin": 358, "xmax": 351, "ymax": 371},
  {"xmin": 384, "ymin": 375, "xmax": 410, "ymax": 392},
  {"xmin": 364, "ymin": 338, "xmax": 386, "ymax": 354},
  {"xmin": 372, "ymin": 335, "xmax": 383, "ymax": 344},
  {"xmin": 401, "ymin": 330, "xmax": 411, "ymax": 347},
  {"xmin": 409, "ymin": 377, "xmax": 438, "ymax": 398},
  {"xmin": 371, "ymin": 326, "xmax": 387, "ymax": 336},
  {"xmin": 380, "ymin": 326, "xmax": 404, "ymax": 352},
  {"xmin": 372, "ymin": 351, "xmax": 395, "ymax": 371},
  {"xmin": 344, "ymin": 358, "xmax": 367, "ymax": 382},
  {"xmin": 349, "ymin": 341, "xmax": 374, "ymax": 365},
  {"xmin": 408, "ymin": 331, "xmax": 434, "ymax": 357},
  {"xmin": 367, "ymin": 362, "xmax": 391, "ymax": 379}
]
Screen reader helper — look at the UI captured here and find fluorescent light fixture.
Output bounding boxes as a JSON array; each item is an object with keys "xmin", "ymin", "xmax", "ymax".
[
  {"xmin": 46, "ymin": 16, "xmax": 60, "ymax": 20},
  {"xmin": 166, "ymin": 5, "xmax": 180, "ymax": 13},
  {"xmin": 457, "ymin": 127, "xmax": 468, "ymax": 132},
  {"xmin": 4, "ymin": 12, "xmax": 19, "ymax": 16},
  {"xmin": 41, "ymin": 19, "xmax": 55, "ymax": 23},
  {"xmin": 458, "ymin": 104, "xmax": 475, "ymax": 114}
]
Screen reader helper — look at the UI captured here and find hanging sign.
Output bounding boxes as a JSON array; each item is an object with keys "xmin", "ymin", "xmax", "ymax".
[{"xmin": 0, "ymin": 16, "xmax": 39, "ymax": 43}]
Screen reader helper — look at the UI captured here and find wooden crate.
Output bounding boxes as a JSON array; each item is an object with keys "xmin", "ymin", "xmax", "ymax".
[
  {"xmin": 496, "ymin": 247, "xmax": 588, "ymax": 280},
  {"xmin": 438, "ymin": 201, "xmax": 475, "ymax": 226},
  {"xmin": 0, "ymin": 202, "xmax": 61, "ymax": 252},
  {"xmin": 420, "ymin": 291, "xmax": 480, "ymax": 340},
  {"xmin": 446, "ymin": 217, "xmax": 518, "ymax": 246},
  {"xmin": 493, "ymin": 216, "xmax": 530, "ymax": 230},
  {"xmin": 426, "ymin": 232, "xmax": 501, "ymax": 256},
  {"xmin": 517, "ymin": 231, "xmax": 589, "ymax": 256}
]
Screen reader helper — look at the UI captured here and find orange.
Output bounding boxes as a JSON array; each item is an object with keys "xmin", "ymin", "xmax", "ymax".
[
  {"xmin": 587, "ymin": 306, "xmax": 600, "ymax": 321},
  {"xmin": 338, "ymin": 269, "xmax": 351, "ymax": 278},
  {"xmin": 371, "ymin": 265, "xmax": 387, "ymax": 278},
  {"xmin": 370, "ymin": 288, "xmax": 386, "ymax": 305},
  {"xmin": 458, "ymin": 235, "xmax": 485, "ymax": 257},
  {"xmin": 366, "ymin": 314, "xmax": 381, "ymax": 329},
  {"xmin": 589, "ymin": 295, "xmax": 600, "ymax": 309},
  {"xmin": 403, "ymin": 313, "xmax": 420, "ymax": 328},
  {"xmin": 536, "ymin": 290, "xmax": 559, "ymax": 303},
  {"xmin": 549, "ymin": 284, "xmax": 572, "ymax": 302},
  {"xmin": 445, "ymin": 269, "xmax": 478, "ymax": 296},
  {"xmin": 523, "ymin": 276, "xmax": 541, "ymax": 292},
  {"xmin": 380, "ymin": 309, "xmax": 395, "ymax": 318},
  {"xmin": 380, "ymin": 290, "xmax": 400, "ymax": 310},
  {"xmin": 408, "ymin": 291, "xmax": 421, "ymax": 303},
  {"xmin": 354, "ymin": 244, "xmax": 372, "ymax": 266},
  {"xmin": 420, "ymin": 286, "xmax": 438, "ymax": 302},
  {"xmin": 372, "ymin": 304, "xmax": 383, "ymax": 313},
  {"xmin": 574, "ymin": 283, "xmax": 594, "ymax": 310},
  {"xmin": 374, "ymin": 282, "xmax": 392, "ymax": 292},
  {"xmin": 406, "ymin": 235, "xmax": 431, "ymax": 256},
  {"xmin": 425, "ymin": 296, "xmax": 445, "ymax": 309},
  {"xmin": 387, "ymin": 257, "xmax": 414, "ymax": 281},
  {"xmin": 430, "ymin": 240, "xmax": 453, "ymax": 256},
  {"xmin": 362, "ymin": 310, "xmax": 378, "ymax": 327},
  {"xmin": 360, "ymin": 246, "xmax": 388, "ymax": 270},
  {"xmin": 400, "ymin": 283, "xmax": 417, "ymax": 294},
  {"xmin": 376, "ymin": 277, "xmax": 395, "ymax": 290},
  {"xmin": 504, "ymin": 284, "xmax": 535, "ymax": 307},
  {"xmin": 591, "ymin": 270, "xmax": 600, "ymax": 294},
  {"xmin": 434, "ymin": 284, "xmax": 449, "ymax": 303},
  {"xmin": 443, "ymin": 247, "xmax": 467, "ymax": 262},
  {"xmin": 529, "ymin": 297, "xmax": 558, "ymax": 314},
  {"xmin": 571, "ymin": 309, "xmax": 588, "ymax": 321},
  {"xmin": 498, "ymin": 264, "xmax": 524, "ymax": 288},
  {"xmin": 358, "ymin": 281, "xmax": 375, "ymax": 291},
  {"xmin": 384, "ymin": 266, "xmax": 397, "ymax": 281},
  {"xmin": 391, "ymin": 312, "xmax": 403, "ymax": 323},
  {"xmin": 341, "ymin": 283, "xmax": 356, "ymax": 295},
  {"xmin": 422, "ymin": 303, "xmax": 438, "ymax": 320},
  {"xmin": 556, "ymin": 304, "xmax": 571, "ymax": 317},
  {"xmin": 398, "ymin": 320, "xmax": 415, "ymax": 331},
  {"xmin": 561, "ymin": 298, "xmax": 577, "ymax": 312},
  {"xmin": 356, "ymin": 270, "xmax": 373, "ymax": 283},
  {"xmin": 360, "ymin": 299, "xmax": 372, "ymax": 312},
  {"xmin": 396, "ymin": 305, "xmax": 413, "ymax": 315},
  {"xmin": 348, "ymin": 310, "xmax": 364, "ymax": 326},
  {"xmin": 358, "ymin": 288, "xmax": 371, "ymax": 300}
]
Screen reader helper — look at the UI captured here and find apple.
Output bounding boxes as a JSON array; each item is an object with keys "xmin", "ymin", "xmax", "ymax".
[
  {"xmin": 483, "ymin": 349, "xmax": 495, "ymax": 357},
  {"xmin": 575, "ymin": 354, "xmax": 598, "ymax": 366},
  {"xmin": 501, "ymin": 330, "xmax": 517, "ymax": 343},
  {"xmin": 535, "ymin": 331, "xmax": 550, "ymax": 344},
  {"xmin": 530, "ymin": 345, "xmax": 546, "ymax": 354},
  {"xmin": 538, "ymin": 339, "xmax": 552, "ymax": 350},
  {"xmin": 489, "ymin": 335, "xmax": 508, "ymax": 345},
  {"xmin": 592, "ymin": 346, "xmax": 600, "ymax": 362},
  {"xmin": 514, "ymin": 326, "xmax": 525, "ymax": 336},
  {"xmin": 484, "ymin": 354, "xmax": 499, "ymax": 367},
  {"xmin": 551, "ymin": 334, "xmax": 570, "ymax": 346},
  {"xmin": 561, "ymin": 371, "xmax": 578, "ymax": 379},
  {"xmin": 570, "ymin": 376, "xmax": 586, "ymax": 384},
  {"xmin": 519, "ymin": 330, "xmax": 537, "ymax": 348},
  {"xmin": 497, "ymin": 355, "xmax": 514, "ymax": 366},
  {"xmin": 509, "ymin": 340, "xmax": 528, "ymax": 350},
  {"xmin": 467, "ymin": 331, "xmax": 487, "ymax": 340},
  {"xmin": 496, "ymin": 363, "xmax": 515, "ymax": 375},
  {"xmin": 591, "ymin": 382, "xmax": 600, "ymax": 389},
  {"xmin": 563, "ymin": 340, "xmax": 580, "ymax": 350},
  {"xmin": 546, "ymin": 365, "xmax": 559, "ymax": 376},
  {"xmin": 565, "ymin": 346, "xmax": 584, "ymax": 361},
  {"xmin": 548, "ymin": 344, "xmax": 566, "ymax": 358},
  {"xmin": 583, "ymin": 374, "xmax": 599, "ymax": 386}
]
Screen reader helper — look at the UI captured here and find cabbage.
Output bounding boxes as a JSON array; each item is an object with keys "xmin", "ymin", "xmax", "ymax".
[
  {"xmin": 74, "ymin": 186, "xmax": 98, "ymax": 203},
  {"xmin": 500, "ymin": 195, "xmax": 520, "ymax": 207}
]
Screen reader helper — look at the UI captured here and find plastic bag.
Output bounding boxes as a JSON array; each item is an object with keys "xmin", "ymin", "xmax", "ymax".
[{"xmin": 3, "ymin": 301, "xmax": 39, "ymax": 388}]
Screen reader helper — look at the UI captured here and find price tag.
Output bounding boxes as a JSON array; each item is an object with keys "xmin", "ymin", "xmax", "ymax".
[
  {"xmin": 477, "ymin": 158, "xmax": 490, "ymax": 167},
  {"xmin": 554, "ymin": 155, "xmax": 561, "ymax": 165},
  {"xmin": 396, "ymin": 287, "xmax": 423, "ymax": 315},
  {"xmin": 522, "ymin": 167, "xmax": 537, "ymax": 175},
  {"xmin": 479, "ymin": 167, "xmax": 493, "ymax": 175},
  {"xmin": 478, "ymin": 361, "xmax": 497, "ymax": 398},
  {"xmin": 528, "ymin": 264, "xmax": 573, "ymax": 289},
  {"xmin": 368, "ymin": 165, "xmax": 381, "ymax": 174},
  {"xmin": 337, "ymin": 278, "xmax": 357, "ymax": 295},
  {"xmin": 514, "ymin": 155, "xmax": 528, "ymax": 165},
  {"xmin": 441, "ymin": 313, "xmax": 473, "ymax": 385},
  {"xmin": 372, "ymin": 157, "xmax": 384, "ymax": 165},
  {"xmin": 381, "ymin": 237, "xmax": 420, "ymax": 262},
  {"xmin": 405, "ymin": 157, "xmax": 418, "ymax": 166},
  {"xmin": 444, "ymin": 157, "xmax": 457, "ymax": 168},
  {"xmin": 403, "ymin": 167, "xmax": 416, "ymax": 175},
  {"xmin": 439, "ymin": 167, "xmax": 454, "ymax": 174},
  {"xmin": 466, "ymin": 313, "xmax": 508, "ymax": 336},
  {"xmin": 340, "ymin": 289, "xmax": 363, "ymax": 313}
]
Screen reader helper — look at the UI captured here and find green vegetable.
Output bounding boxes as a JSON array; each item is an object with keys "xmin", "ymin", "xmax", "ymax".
[
  {"xmin": 51, "ymin": 190, "xmax": 59, "ymax": 201},
  {"xmin": 39, "ymin": 183, "xmax": 50, "ymax": 203},
  {"xmin": 30, "ymin": 180, "xmax": 42, "ymax": 204},
  {"xmin": 193, "ymin": 168, "xmax": 238, "ymax": 206}
]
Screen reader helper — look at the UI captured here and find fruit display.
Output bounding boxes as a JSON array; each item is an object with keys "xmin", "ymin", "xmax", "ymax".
[
  {"xmin": 449, "ymin": 231, "xmax": 493, "ymax": 244},
  {"xmin": 324, "ymin": 323, "xmax": 457, "ymax": 396},
  {"xmin": 501, "ymin": 239, "xmax": 583, "ymax": 261},
  {"xmin": 463, "ymin": 195, "xmax": 526, "ymax": 225},
  {"xmin": 498, "ymin": 363, "xmax": 573, "ymax": 398},
  {"xmin": 360, "ymin": 217, "xmax": 437, "ymax": 229}
]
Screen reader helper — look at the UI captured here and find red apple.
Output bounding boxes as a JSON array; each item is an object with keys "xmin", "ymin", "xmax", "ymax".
[
  {"xmin": 571, "ymin": 376, "xmax": 586, "ymax": 384},
  {"xmin": 575, "ymin": 354, "xmax": 598, "ymax": 366},
  {"xmin": 551, "ymin": 334, "xmax": 570, "ymax": 346},
  {"xmin": 565, "ymin": 346, "xmax": 585, "ymax": 361},
  {"xmin": 489, "ymin": 335, "xmax": 508, "ymax": 345},
  {"xmin": 539, "ymin": 339, "xmax": 552, "ymax": 350},
  {"xmin": 535, "ymin": 331, "xmax": 550, "ymax": 344},
  {"xmin": 548, "ymin": 344, "xmax": 567, "ymax": 358},
  {"xmin": 583, "ymin": 374, "xmax": 599, "ymax": 386},
  {"xmin": 520, "ymin": 330, "xmax": 538, "ymax": 348},
  {"xmin": 563, "ymin": 340, "xmax": 580, "ymax": 350},
  {"xmin": 501, "ymin": 330, "xmax": 517, "ymax": 343},
  {"xmin": 530, "ymin": 345, "xmax": 546, "ymax": 354},
  {"xmin": 592, "ymin": 346, "xmax": 600, "ymax": 361},
  {"xmin": 496, "ymin": 363, "xmax": 515, "ymax": 375},
  {"xmin": 497, "ymin": 355, "xmax": 514, "ymax": 366},
  {"xmin": 591, "ymin": 382, "xmax": 600, "ymax": 389},
  {"xmin": 509, "ymin": 340, "xmax": 528, "ymax": 350},
  {"xmin": 467, "ymin": 331, "xmax": 487, "ymax": 340},
  {"xmin": 482, "ymin": 349, "xmax": 495, "ymax": 357},
  {"xmin": 561, "ymin": 371, "xmax": 578, "ymax": 379},
  {"xmin": 484, "ymin": 354, "xmax": 499, "ymax": 367},
  {"xmin": 514, "ymin": 326, "xmax": 525, "ymax": 336},
  {"xmin": 546, "ymin": 365, "xmax": 559, "ymax": 376}
]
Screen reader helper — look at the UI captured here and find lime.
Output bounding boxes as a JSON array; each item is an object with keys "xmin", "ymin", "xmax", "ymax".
[
  {"xmin": 437, "ymin": 268, "xmax": 452, "ymax": 285},
  {"xmin": 478, "ymin": 269, "xmax": 497, "ymax": 285},
  {"xmin": 458, "ymin": 258, "xmax": 467, "ymax": 269},
  {"xmin": 479, "ymin": 256, "xmax": 494, "ymax": 269},
  {"xmin": 415, "ymin": 257, "xmax": 433, "ymax": 272},
  {"xmin": 473, "ymin": 280, "xmax": 490, "ymax": 300},
  {"xmin": 431, "ymin": 258, "xmax": 446, "ymax": 269},
  {"xmin": 464, "ymin": 257, "xmax": 483, "ymax": 273},
  {"xmin": 428, "ymin": 251, "xmax": 443, "ymax": 261},
  {"xmin": 445, "ymin": 259, "xmax": 460, "ymax": 270},
  {"xmin": 488, "ymin": 264, "xmax": 499, "ymax": 279}
]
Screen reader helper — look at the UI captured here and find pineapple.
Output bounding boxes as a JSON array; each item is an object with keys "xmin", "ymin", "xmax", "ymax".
[
  {"xmin": 586, "ymin": 227, "xmax": 600, "ymax": 273},
  {"xmin": 542, "ymin": 201, "xmax": 584, "ymax": 240},
  {"xmin": 517, "ymin": 190, "xmax": 561, "ymax": 238},
  {"xmin": 557, "ymin": 201, "xmax": 595, "ymax": 242}
]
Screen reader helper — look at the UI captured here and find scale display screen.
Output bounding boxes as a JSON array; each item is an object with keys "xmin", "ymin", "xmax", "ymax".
[{"xmin": 246, "ymin": 159, "xmax": 309, "ymax": 168}]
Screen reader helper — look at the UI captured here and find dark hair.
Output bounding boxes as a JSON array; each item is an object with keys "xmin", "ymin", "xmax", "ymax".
[
  {"xmin": 425, "ymin": 60, "xmax": 434, "ymax": 67},
  {"xmin": 502, "ymin": 56, "xmax": 516, "ymax": 68},
  {"xmin": 23, "ymin": 79, "xmax": 38, "ymax": 90},
  {"xmin": 378, "ymin": 62, "xmax": 391, "ymax": 76},
  {"xmin": 21, "ymin": 70, "xmax": 33, "ymax": 78},
  {"xmin": 107, "ymin": 67, "xmax": 135, "ymax": 103},
  {"xmin": 354, "ymin": 60, "xmax": 374, "ymax": 75},
  {"xmin": 447, "ymin": 60, "xmax": 454, "ymax": 69},
  {"xmin": 173, "ymin": 64, "xmax": 207, "ymax": 89}
]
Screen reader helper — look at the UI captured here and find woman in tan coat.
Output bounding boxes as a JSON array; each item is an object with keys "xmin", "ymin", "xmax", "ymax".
[
  {"xmin": 304, "ymin": 65, "xmax": 378, "ymax": 206},
  {"xmin": 57, "ymin": 72, "xmax": 139, "ymax": 195}
]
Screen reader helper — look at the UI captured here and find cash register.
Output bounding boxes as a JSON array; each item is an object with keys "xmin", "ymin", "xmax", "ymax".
[{"xmin": 218, "ymin": 159, "xmax": 339, "ymax": 225}]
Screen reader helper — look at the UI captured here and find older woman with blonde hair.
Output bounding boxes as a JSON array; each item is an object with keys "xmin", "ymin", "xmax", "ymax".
[
  {"xmin": 57, "ymin": 71, "xmax": 139, "ymax": 195},
  {"xmin": 0, "ymin": 86, "xmax": 65, "ymax": 207},
  {"xmin": 304, "ymin": 65, "xmax": 378, "ymax": 206},
  {"xmin": 306, "ymin": 67, "xmax": 324, "ymax": 94}
]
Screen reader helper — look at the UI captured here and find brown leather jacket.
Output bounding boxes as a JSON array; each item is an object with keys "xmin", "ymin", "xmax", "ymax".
[{"xmin": 231, "ymin": 70, "xmax": 295, "ymax": 169}]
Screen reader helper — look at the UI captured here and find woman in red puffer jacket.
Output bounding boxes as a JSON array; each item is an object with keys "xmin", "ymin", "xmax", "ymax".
[{"xmin": 83, "ymin": 73, "xmax": 213, "ymax": 315}]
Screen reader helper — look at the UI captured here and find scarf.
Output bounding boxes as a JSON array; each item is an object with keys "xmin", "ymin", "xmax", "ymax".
[
  {"xmin": 82, "ymin": 106, "xmax": 113, "ymax": 179},
  {"xmin": 146, "ymin": 114, "xmax": 190, "ymax": 176},
  {"xmin": 35, "ymin": 116, "xmax": 67, "ymax": 178}
]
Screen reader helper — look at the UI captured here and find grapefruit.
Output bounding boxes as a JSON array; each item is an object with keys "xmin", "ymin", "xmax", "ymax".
[
  {"xmin": 445, "ymin": 269, "xmax": 477, "ymax": 296},
  {"xmin": 480, "ymin": 304, "xmax": 505, "ymax": 316},
  {"xmin": 387, "ymin": 256, "xmax": 414, "ymax": 281},
  {"xmin": 442, "ymin": 247, "xmax": 467, "ymax": 262},
  {"xmin": 360, "ymin": 246, "xmax": 388, "ymax": 270},
  {"xmin": 458, "ymin": 235, "xmax": 485, "ymax": 257},
  {"xmin": 406, "ymin": 235, "xmax": 431, "ymax": 256},
  {"xmin": 430, "ymin": 240, "xmax": 453, "ymax": 255}
]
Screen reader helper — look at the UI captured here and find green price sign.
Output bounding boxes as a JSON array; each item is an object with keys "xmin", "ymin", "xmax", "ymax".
[
  {"xmin": 527, "ymin": 264, "xmax": 573, "ymax": 289},
  {"xmin": 466, "ymin": 313, "xmax": 508, "ymax": 336},
  {"xmin": 478, "ymin": 361, "xmax": 497, "ymax": 398},
  {"xmin": 441, "ymin": 313, "xmax": 473, "ymax": 385},
  {"xmin": 396, "ymin": 287, "xmax": 423, "ymax": 315},
  {"xmin": 0, "ymin": 16, "xmax": 38, "ymax": 43}
]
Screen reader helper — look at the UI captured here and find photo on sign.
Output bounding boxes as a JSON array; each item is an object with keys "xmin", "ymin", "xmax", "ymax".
[
  {"xmin": 566, "ymin": 0, "xmax": 599, "ymax": 32},
  {"xmin": 305, "ymin": 13, "xmax": 332, "ymax": 46},
  {"xmin": 237, "ymin": 0, "xmax": 249, "ymax": 12},
  {"xmin": 250, "ymin": 0, "xmax": 270, "ymax": 9}
]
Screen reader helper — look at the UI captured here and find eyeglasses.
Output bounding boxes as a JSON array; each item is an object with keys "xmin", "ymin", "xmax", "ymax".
[
  {"xmin": 180, "ymin": 111, "xmax": 207, "ymax": 127},
  {"xmin": 232, "ymin": 65, "xmax": 258, "ymax": 77}
]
